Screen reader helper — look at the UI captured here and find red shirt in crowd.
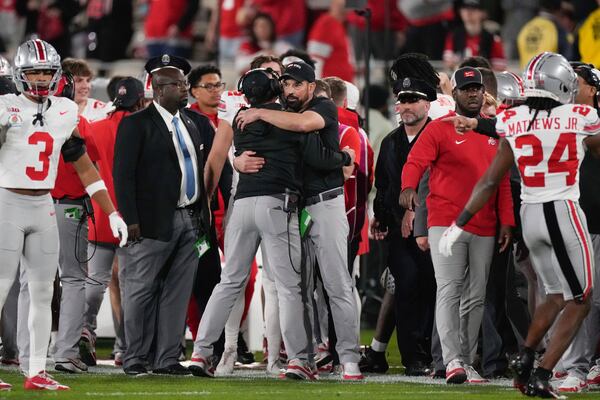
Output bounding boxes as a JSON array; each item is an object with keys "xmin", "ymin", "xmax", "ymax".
[
  {"xmin": 86, "ymin": 111, "xmax": 128, "ymax": 244},
  {"xmin": 190, "ymin": 102, "xmax": 219, "ymax": 129},
  {"xmin": 346, "ymin": 0, "xmax": 407, "ymax": 31},
  {"xmin": 443, "ymin": 32, "xmax": 506, "ymax": 71},
  {"xmin": 51, "ymin": 117, "xmax": 99, "ymax": 200},
  {"xmin": 144, "ymin": 0, "xmax": 195, "ymax": 40},
  {"xmin": 251, "ymin": 0, "xmax": 306, "ymax": 37},
  {"xmin": 220, "ymin": 0, "xmax": 245, "ymax": 39},
  {"xmin": 307, "ymin": 13, "xmax": 354, "ymax": 82},
  {"xmin": 401, "ymin": 111, "xmax": 514, "ymax": 236}
]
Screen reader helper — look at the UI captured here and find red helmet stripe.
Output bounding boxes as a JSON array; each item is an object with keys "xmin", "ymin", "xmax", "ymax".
[
  {"xmin": 34, "ymin": 40, "xmax": 46, "ymax": 62},
  {"xmin": 526, "ymin": 53, "xmax": 545, "ymax": 81}
]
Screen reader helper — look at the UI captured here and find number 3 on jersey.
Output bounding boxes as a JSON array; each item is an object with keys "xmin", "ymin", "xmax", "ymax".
[
  {"xmin": 515, "ymin": 133, "xmax": 577, "ymax": 187},
  {"xmin": 26, "ymin": 131, "xmax": 54, "ymax": 181}
]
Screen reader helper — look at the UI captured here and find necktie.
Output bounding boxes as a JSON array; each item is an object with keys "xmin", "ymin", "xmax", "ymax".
[{"xmin": 172, "ymin": 116, "xmax": 196, "ymax": 200}]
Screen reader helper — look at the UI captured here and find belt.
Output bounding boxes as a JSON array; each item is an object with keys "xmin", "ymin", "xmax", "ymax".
[
  {"xmin": 305, "ymin": 187, "xmax": 343, "ymax": 206},
  {"xmin": 53, "ymin": 197, "xmax": 86, "ymax": 205}
]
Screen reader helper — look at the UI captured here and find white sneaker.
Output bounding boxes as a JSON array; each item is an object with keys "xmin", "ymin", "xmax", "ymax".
[
  {"xmin": 587, "ymin": 364, "xmax": 600, "ymax": 386},
  {"xmin": 559, "ymin": 374, "xmax": 588, "ymax": 393},
  {"xmin": 215, "ymin": 347, "xmax": 236, "ymax": 376},
  {"xmin": 446, "ymin": 359, "xmax": 467, "ymax": 384},
  {"xmin": 465, "ymin": 365, "xmax": 489, "ymax": 384},
  {"xmin": 266, "ymin": 360, "xmax": 285, "ymax": 376},
  {"xmin": 342, "ymin": 362, "xmax": 364, "ymax": 381},
  {"xmin": 54, "ymin": 358, "xmax": 88, "ymax": 373}
]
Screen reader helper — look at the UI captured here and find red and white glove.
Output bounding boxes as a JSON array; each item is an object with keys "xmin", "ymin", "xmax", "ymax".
[
  {"xmin": 109, "ymin": 212, "xmax": 128, "ymax": 247},
  {"xmin": 438, "ymin": 222, "xmax": 464, "ymax": 257}
]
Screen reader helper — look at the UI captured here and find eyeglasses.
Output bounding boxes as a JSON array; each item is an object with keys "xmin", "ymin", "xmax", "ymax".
[
  {"xmin": 156, "ymin": 80, "xmax": 190, "ymax": 90},
  {"xmin": 195, "ymin": 82, "xmax": 226, "ymax": 91}
]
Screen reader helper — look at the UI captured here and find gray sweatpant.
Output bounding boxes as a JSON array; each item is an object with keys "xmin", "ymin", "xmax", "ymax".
[
  {"xmin": 561, "ymin": 234, "xmax": 600, "ymax": 380},
  {"xmin": 305, "ymin": 194, "xmax": 360, "ymax": 364},
  {"xmin": 194, "ymin": 196, "xmax": 313, "ymax": 362},
  {"xmin": 84, "ymin": 244, "xmax": 118, "ymax": 342},
  {"xmin": 54, "ymin": 201, "xmax": 88, "ymax": 361},
  {"xmin": 429, "ymin": 226, "xmax": 495, "ymax": 366}
]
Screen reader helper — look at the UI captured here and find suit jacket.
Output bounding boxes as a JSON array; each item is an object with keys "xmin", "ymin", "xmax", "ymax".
[{"xmin": 113, "ymin": 103, "xmax": 211, "ymax": 241}]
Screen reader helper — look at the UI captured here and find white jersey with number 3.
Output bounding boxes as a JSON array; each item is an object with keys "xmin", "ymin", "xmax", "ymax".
[
  {"xmin": 496, "ymin": 103, "xmax": 600, "ymax": 203},
  {"xmin": 0, "ymin": 94, "xmax": 79, "ymax": 189}
]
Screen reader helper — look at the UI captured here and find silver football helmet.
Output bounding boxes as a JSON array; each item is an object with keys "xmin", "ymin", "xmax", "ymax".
[
  {"xmin": 13, "ymin": 39, "xmax": 62, "ymax": 97},
  {"xmin": 141, "ymin": 70, "xmax": 153, "ymax": 99},
  {"xmin": 496, "ymin": 71, "xmax": 525, "ymax": 105},
  {"xmin": 0, "ymin": 55, "xmax": 12, "ymax": 78},
  {"xmin": 522, "ymin": 52, "xmax": 578, "ymax": 104}
]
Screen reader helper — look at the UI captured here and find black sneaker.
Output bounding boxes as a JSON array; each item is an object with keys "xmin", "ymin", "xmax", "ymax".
[
  {"xmin": 510, "ymin": 351, "xmax": 534, "ymax": 394},
  {"xmin": 124, "ymin": 363, "xmax": 148, "ymax": 376},
  {"xmin": 358, "ymin": 347, "xmax": 389, "ymax": 373},
  {"xmin": 237, "ymin": 334, "xmax": 255, "ymax": 364},
  {"xmin": 526, "ymin": 369, "xmax": 559, "ymax": 398},
  {"xmin": 405, "ymin": 361, "xmax": 432, "ymax": 376}
]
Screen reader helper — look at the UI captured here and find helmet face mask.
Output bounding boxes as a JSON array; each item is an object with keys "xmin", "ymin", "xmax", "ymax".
[
  {"xmin": 522, "ymin": 52, "xmax": 578, "ymax": 104},
  {"xmin": 13, "ymin": 39, "xmax": 62, "ymax": 98}
]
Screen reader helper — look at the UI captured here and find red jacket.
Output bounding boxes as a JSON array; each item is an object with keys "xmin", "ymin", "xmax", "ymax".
[
  {"xmin": 307, "ymin": 13, "xmax": 354, "ymax": 82},
  {"xmin": 87, "ymin": 111, "xmax": 127, "ymax": 244},
  {"xmin": 401, "ymin": 112, "xmax": 514, "ymax": 236},
  {"xmin": 51, "ymin": 117, "xmax": 98, "ymax": 199}
]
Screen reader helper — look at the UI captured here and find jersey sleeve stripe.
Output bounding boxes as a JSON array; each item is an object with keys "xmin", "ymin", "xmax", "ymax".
[{"xmin": 584, "ymin": 121, "xmax": 600, "ymax": 133}]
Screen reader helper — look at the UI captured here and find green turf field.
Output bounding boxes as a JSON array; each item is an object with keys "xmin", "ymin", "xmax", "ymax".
[{"xmin": 0, "ymin": 330, "xmax": 598, "ymax": 399}]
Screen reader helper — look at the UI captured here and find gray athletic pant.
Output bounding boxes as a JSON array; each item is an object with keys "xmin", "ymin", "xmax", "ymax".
[
  {"xmin": 194, "ymin": 196, "xmax": 313, "ymax": 363},
  {"xmin": 54, "ymin": 200, "xmax": 88, "ymax": 361},
  {"xmin": 561, "ymin": 234, "xmax": 600, "ymax": 380},
  {"xmin": 429, "ymin": 226, "xmax": 495, "ymax": 366},
  {"xmin": 305, "ymin": 193, "xmax": 360, "ymax": 364},
  {"xmin": 1, "ymin": 267, "xmax": 20, "ymax": 360},
  {"xmin": 84, "ymin": 244, "xmax": 118, "ymax": 341},
  {"xmin": 119, "ymin": 209, "xmax": 198, "ymax": 370}
]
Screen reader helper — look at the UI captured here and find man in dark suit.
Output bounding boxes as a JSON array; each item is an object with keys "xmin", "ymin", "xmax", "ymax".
[{"xmin": 113, "ymin": 54, "xmax": 211, "ymax": 376}]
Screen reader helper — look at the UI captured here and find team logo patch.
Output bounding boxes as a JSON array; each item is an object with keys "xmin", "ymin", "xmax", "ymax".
[
  {"xmin": 161, "ymin": 54, "xmax": 170, "ymax": 65},
  {"xmin": 402, "ymin": 77, "xmax": 411, "ymax": 88},
  {"xmin": 464, "ymin": 71, "xmax": 475, "ymax": 78},
  {"xmin": 8, "ymin": 113, "xmax": 22, "ymax": 127},
  {"xmin": 118, "ymin": 85, "xmax": 127, "ymax": 96},
  {"xmin": 488, "ymin": 137, "xmax": 497, "ymax": 146}
]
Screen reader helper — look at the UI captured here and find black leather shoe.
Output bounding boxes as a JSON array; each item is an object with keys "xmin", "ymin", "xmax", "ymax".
[
  {"xmin": 526, "ymin": 369, "xmax": 558, "ymax": 398},
  {"xmin": 153, "ymin": 363, "xmax": 191, "ymax": 375},
  {"xmin": 358, "ymin": 347, "xmax": 389, "ymax": 373},
  {"xmin": 237, "ymin": 334, "xmax": 255, "ymax": 364},
  {"xmin": 432, "ymin": 369, "xmax": 446, "ymax": 379},
  {"xmin": 405, "ymin": 361, "xmax": 432, "ymax": 376},
  {"xmin": 124, "ymin": 364, "xmax": 148, "ymax": 376}
]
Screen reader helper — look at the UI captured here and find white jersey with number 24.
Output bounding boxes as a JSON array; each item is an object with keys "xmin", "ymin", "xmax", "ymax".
[{"xmin": 496, "ymin": 103, "xmax": 600, "ymax": 204}]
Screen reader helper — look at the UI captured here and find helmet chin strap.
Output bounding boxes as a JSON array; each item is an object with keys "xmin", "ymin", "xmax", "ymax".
[{"xmin": 32, "ymin": 98, "xmax": 51, "ymax": 126}]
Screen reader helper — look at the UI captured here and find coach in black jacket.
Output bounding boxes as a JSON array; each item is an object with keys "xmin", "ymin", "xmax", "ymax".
[
  {"xmin": 371, "ymin": 78, "xmax": 436, "ymax": 376},
  {"xmin": 113, "ymin": 55, "xmax": 211, "ymax": 376}
]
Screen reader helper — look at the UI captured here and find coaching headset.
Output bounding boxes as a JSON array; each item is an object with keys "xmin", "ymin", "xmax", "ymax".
[{"xmin": 237, "ymin": 67, "xmax": 282, "ymax": 105}]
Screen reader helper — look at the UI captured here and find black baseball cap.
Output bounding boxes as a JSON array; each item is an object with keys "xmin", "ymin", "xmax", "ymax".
[
  {"xmin": 394, "ymin": 77, "xmax": 437, "ymax": 102},
  {"xmin": 144, "ymin": 54, "xmax": 191, "ymax": 75},
  {"xmin": 113, "ymin": 77, "xmax": 144, "ymax": 108},
  {"xmin": 280, "ymin": 61, "xmax": 315, "ymax": 83},
  {"xmin": 451, "ymin": 67, "xmax": 484, "ymax": 90},
  {"xmin": 571, "ymin": 62, "xmax": 600, "ymax": 90}
]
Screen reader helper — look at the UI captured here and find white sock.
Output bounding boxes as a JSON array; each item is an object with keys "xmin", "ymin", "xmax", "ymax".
[
  {"xmin": 28, "ymin": 281, "xmax": 54, "ymax": 377},
  {"xmin": 371, "ymin": 339, "xmax": 388, "ymax": 353}
]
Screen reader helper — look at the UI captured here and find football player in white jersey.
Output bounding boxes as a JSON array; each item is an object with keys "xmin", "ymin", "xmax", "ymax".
[
  {"xmin": 438, "ymin": 52, "xmax": 600, "ymax": 398},
  {"xmin": 0, "ymin": 39, "xmax": 127, "ymax": 391}
]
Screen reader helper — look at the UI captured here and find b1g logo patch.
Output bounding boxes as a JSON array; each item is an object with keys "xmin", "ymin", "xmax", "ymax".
[{"xmin": 8, "ymin": 113, "xmax": 23, "ymax": 127}]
